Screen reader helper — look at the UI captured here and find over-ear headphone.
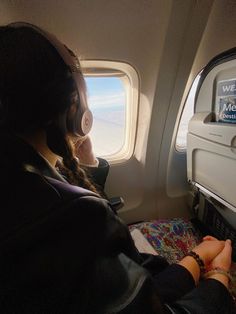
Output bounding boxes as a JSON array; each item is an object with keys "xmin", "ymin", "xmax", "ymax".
[{"xmin": 7, "ymin": 22, "xmax": 93, "ymax": 137}]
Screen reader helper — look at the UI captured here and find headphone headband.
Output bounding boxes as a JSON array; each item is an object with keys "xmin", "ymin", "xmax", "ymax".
[{"xmin": 8, "ymin": 22, "xmax": 93, "ymax": 136}]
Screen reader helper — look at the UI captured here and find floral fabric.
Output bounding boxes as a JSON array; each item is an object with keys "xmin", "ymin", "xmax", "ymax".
[{"xmin": 129, "ymin": 218, "xmax": 202, "ymax": 263}]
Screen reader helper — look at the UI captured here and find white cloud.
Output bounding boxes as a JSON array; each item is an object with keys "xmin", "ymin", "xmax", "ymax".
[{"xmin": 87, "ymin": 92, "xmax": 125, "ymax": 109}]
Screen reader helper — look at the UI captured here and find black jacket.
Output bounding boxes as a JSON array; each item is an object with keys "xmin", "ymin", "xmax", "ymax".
[{"xmin": 0, "ymin": 133, "xmax": 235, "ymax": 314}]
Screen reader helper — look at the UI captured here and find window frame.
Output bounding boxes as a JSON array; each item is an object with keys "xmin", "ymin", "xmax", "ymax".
[
  {"xmin": 81, "ymin": 60, "xmax": 139, "ymax": 163},
  {"xmin": 175, "ymin": 72, "xmax": 202, "ymax": 152}
]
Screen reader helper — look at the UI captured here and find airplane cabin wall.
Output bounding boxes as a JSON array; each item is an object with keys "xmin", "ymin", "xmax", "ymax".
[
  {"xmin": 166, "ymin": 0, "xmax": 236, "ymax": 221},
  {"xmin": 191, "ymin": 0, "xmax": 236, "ymax": 78}
]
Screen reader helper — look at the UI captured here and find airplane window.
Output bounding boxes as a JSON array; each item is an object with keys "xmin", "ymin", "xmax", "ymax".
[
  {"xmin": 85, "ymin": 76, "xmax": 126, "ymax": 156},
  {"xmin": 175, "ymin": 73, "xmax": 201, "ymax": 151},
  {"xmin": 82, "ymin": 60, "xmax": 139, "ymax": 162}
]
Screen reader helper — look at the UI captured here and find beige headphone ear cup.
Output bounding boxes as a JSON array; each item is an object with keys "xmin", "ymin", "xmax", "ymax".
[
  {"xmin": 81, "ymin": 109, "xmax": 93, "ymax": 136},
  {"xmin": 67, "ymin": 106, "xmax": 93, "ymax": 137}
]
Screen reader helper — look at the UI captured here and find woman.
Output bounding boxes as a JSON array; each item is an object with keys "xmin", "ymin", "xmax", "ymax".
[{"xmin": 0, "ymin": 22, "xmax": 235, "ymax": 314}]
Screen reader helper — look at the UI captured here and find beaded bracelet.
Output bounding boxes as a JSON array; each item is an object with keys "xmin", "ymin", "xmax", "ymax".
[
  {"xmin": 186, "ymin": 251, "xmax": 206, "ymax": 274},
  {"xmin": 203, "ymin": 267, "xmax": 233, "ymax": 282}
]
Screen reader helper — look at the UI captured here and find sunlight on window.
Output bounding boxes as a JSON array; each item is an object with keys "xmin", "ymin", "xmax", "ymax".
[
  {"xmin": 85, "ymin": 77, "xmax": 126, "ymax": 156},
  {"xmin": 176, "ymin": 74, "xmax": 201, "ymax": 150}
]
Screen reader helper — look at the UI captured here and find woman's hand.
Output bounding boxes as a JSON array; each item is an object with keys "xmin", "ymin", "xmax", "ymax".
[
  {"xmin": 178, "ymin": 236, "xmax": 225, "ymax": 285},
  {"xmin": 207, "ymin": 239, "xmax": 232, "ymax": 272},
  {"xmin": 192, "ymin": 237, "xmax": 225, "ymax": 265},
  {"xmin": 204, "ymin": 239, "xmax": 232, "ymax": 289},
  {"xmin": 74, "ymin": 136, "xmax": 98, "ymax": 166}
]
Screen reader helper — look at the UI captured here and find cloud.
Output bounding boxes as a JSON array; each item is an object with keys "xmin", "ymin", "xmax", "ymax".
[{"xmin": 87, "ymin": 92, "xmax": 125, "ymax": 109}]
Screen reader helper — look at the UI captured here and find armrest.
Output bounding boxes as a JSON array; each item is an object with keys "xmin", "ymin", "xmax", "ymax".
[{"xmin": 109, "ymin": 196, "xmax": 124, "ymax": 213}]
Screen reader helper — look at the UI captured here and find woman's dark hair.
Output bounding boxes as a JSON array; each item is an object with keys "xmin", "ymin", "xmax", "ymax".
[{"xmin": 0, "ymin": 25, "xmax": 99, "ymax": 194}]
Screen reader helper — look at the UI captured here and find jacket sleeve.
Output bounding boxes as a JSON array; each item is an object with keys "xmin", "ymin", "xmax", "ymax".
[
  {"xmin": 164, "ymin": 278, "xmax": 236, "ymax": 314},
  {"xmin": 103, "ymin": 197, "xmax": 143, "ymax": 264},
  {"xmin": 153, "ymin": 264, "xmax": 195, "ymax": 303},
  {"xmin": 81, "ymin": 157, "xmax": 109, "ymax": 196},
  {"xmin": 82, "ymin": 157, "xmax": 109, "ymax": 190}
]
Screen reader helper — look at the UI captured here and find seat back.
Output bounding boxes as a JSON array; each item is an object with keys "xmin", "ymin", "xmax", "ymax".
[{"xmin": 187, "ymin": 48, "xmax": 236, "ymax": 259}]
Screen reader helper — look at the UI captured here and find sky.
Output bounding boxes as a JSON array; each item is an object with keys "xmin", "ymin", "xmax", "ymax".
[
  {"xmin": 84, "ymin": 76, "xmax": 126, "ymax": 155},
  {"xmin": 85, "ymin": 77, "xmax": 125, "ymax": 110}
]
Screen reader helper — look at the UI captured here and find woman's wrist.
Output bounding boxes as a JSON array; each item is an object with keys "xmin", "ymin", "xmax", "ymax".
[
  {"xmin": 186, "ymin": 251, "xmax": 206, "ymax": 274},
  {"xmin": 178, "ymin": 256, "xmax": 201, "ymax": 285},
  {"xmin": 205, "ymin": 272, "xmax": 229, "ymax": 288},
  {"xmin": 79, "ymin": 157, "xmax": 99, "ymax": 167},
  {"xmin": 203, "ymin": 268, "xmax": 232, "ymax": 289},
  {"xmin": 178, "ymin": 250, "xmax": 207, "ymax": 285}
]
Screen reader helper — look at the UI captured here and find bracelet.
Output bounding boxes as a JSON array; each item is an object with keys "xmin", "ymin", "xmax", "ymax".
[
  {"xmin": 203, "ymin": 267, "xmax": 233, "ymax": 282},
  {"xmin": 186, "ymin": 251, "xmax": 205, "ymax": 274}
]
